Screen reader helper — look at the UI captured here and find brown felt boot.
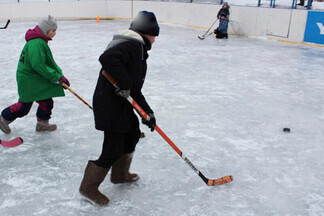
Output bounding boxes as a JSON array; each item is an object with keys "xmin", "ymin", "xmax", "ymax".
[
  {"xmin": 0, "ymin": 115, "xmax": 13, "ymax": 134},
  {"xmin": 36, "ymin": 119, "xmax": 57, "ymax": 132},
  {"xmin": 111, "ymin": 152, "xmax": 139, "ymax": 184},
  {"xmin": 79, "ymin": 160, "xmax": 110, "ymax": 206}
]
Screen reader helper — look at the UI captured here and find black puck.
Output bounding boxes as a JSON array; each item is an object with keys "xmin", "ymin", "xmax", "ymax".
[{"xmin": 283, "ymin": 128, "xmax": 291, "ymax": 133}]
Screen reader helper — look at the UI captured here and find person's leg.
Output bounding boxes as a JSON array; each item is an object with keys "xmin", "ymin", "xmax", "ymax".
[
  {"xmin": 79, "ymin": 160, "xmax": 110, "ymax": 206},
  {"xmin": 94, "ymin": 131, "xmax": 126, "ymax": 168},
  {"xmin": 217, "ymin": 31, "xmax": 227, "ymax": 39},
  {"xmin": 215, "ymin": 28, "xmax": 220, "ymax": 38},
  {"xmin": 215, "ymin": 29, "xmax": 224, "ymax": 38},
  {"xmin": 124, "ymin": 128, "xmax": 141, "ymax": 154},
  {"xmin": 216, "ymin": 33, "xmax": 223, "ymax": 38},
  {"xmin": 298, "ymin": 0, "xmax": 304, "ymax": 5},
  {"xmin": 35, "ymin": 98, "xmax": 57, "ymax": 131},
  {"xmin": 79, "ymin": 130, "xmax": 124, "ymax": 205},
  {"xmin": 0, "ymin": 101, "xmax": 33, "ymax": 134},
  {"xmin": 111, "ymin": 128, "xmax": 141, "ymax": 184}
]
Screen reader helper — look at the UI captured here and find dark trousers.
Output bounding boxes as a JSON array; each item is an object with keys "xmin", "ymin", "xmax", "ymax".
[
  {"xmin": 1, "ymin": 98, "xmax": 54, "ymax": 121},
  {"xmin": 298, "ymin": 0, "xmax": 313, "ymax": 5},
  {"xmin": 94, "ymin": 129, "xmax": 141, "ymax": 168},
  {"xmin": 215, "ymin": 29, "xmax": 228, "ymax": 39}
]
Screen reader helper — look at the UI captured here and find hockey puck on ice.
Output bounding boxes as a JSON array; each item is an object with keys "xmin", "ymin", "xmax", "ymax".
[{"xmin": 283, "ymin": 128, "xmax": 291, "ymax": 133}]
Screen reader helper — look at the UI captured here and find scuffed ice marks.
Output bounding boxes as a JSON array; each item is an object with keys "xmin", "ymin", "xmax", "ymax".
[
  {"xmin": 0, "ymin": 20, "xmax": 324, "ymax": 215},
  {"xmin": 304, "ymin": 193, "xmax": 324, "ymax": 216}
]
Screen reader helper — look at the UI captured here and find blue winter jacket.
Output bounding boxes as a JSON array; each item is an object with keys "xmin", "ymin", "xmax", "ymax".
[{"xmin": 218, "ymin": 19, "xmax": 229, "ymax": 34}]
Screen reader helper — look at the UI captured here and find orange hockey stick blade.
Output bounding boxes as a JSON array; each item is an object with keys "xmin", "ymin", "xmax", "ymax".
[{"xmin": 207, "ymin": 175, "xmax": 233, "ymax": 186}]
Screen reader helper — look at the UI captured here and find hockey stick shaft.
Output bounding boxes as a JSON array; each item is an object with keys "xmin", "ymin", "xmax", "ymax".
[
  {"xmin": 0, "ymin": 19, "xmax": 10, "ymax": 29},
  {"xmin": 102, "ymin": 70, "xmax": 233, "ymax": 186},
  {"xmin": 200, "ymin": 18, "xmax": 218, "ymax": 37},
  {"xmin": 61, "ymin": 83, "xmax": 93, "ymax": 110},
  {"xmin": 198, "ymin": 31, "xmax": 214, "ymax": 40}
]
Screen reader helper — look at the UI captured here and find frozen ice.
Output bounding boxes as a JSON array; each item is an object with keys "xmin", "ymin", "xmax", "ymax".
[{"xmin": 0, "ymin": 19, "xmax": 324, "ymax": 215}]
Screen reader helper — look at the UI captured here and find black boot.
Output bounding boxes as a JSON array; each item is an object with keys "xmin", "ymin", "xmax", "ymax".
[{"xmin": 79, "ymin": 161, "xmax": 110, "ymax": 205}]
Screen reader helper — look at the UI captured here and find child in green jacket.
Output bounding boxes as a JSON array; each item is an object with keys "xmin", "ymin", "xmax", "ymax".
[{"xmin": 0, "ymin": 15, "xmax": 70, "ymax": 134}]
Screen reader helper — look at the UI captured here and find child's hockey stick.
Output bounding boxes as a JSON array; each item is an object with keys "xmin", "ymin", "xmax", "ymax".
[
  {"xmin": 198, "ymin": 31, "xmax": 214, "ymax": 40},
  {"xmin": 61, "ymin": 83, "xmax": 146, "ymax": 138},
  {"xmin": 61, "ymin": 83, "xmax": 93, "ymax": 110},
  {"xmin": 0, "ymin": 137, "xmax": 23, "ymax": 148},
  {"xmin": 102, "ymin": 70, "xmax": 233, "ymax": 186},
  {"xmin": 0, "ymin": 19, "xmax": 10, "ymax": 29},
  {"xmin": 198, "ymin": 18, "xmax": 218, "ymax": 40}
]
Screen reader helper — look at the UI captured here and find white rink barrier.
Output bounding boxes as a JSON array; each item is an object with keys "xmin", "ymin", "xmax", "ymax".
[{"xmin": 0, "ymin": 1, "xmax": 309, "ymax": 42}]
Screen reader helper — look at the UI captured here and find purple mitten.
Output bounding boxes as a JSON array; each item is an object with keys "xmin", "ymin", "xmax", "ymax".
[{"xmin": 59, "ymin": 76, "xmax": 70, "ymax": 88}]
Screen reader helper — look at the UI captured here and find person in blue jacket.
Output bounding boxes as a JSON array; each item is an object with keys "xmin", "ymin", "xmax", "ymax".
[
  {"xmin": 217, "ymin": 2, "xmax": 230, "ymax": 19},
  {"xmin": 214, "ymin": 13, "xmax": 229, "ymax": 39}
]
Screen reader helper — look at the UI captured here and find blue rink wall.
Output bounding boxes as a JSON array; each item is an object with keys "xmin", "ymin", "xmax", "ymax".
[
  {"xmin": 304, "ymin": 11, "xmax": 324, "ymax": 45},
  {"xmin": 0, "ymin": 0, "xmax": 323, "ymax": 45}
]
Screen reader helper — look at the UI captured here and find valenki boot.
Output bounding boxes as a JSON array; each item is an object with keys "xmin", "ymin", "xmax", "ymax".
[
  {"xmin": 36, "ymin": 119, "xmax": 57, "ymax": 132},
  {"xmin": 79, "ymin": 160, "xmax": 110, "ymax": 206},
  {"xmin": 0, "ymin": 115, "xmax": 13, "ymax": 134},
  {"xmin": 111, "ymin": 152, "xmax": 139, "ymax": 184}
]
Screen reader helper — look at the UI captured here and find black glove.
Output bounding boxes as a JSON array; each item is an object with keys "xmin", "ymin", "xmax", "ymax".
[
  {"xmin": 115, "ymin": 86, "xmax": 130, "ymax": 99},
  {"xmin": 142, "ymin": 113, "xmax": 156, "ymax": 132},
  {"xmin": 213, "ymin": 29, "xmax": 217, "ymax": 34}
]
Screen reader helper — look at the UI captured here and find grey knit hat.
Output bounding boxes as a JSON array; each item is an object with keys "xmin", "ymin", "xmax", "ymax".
[
  {"xmin": 129, "ymin": 11, "xmax": 159, "ymax": 36},
  {"xmin": 38, "ymin": 15, "xmax": 57, "ymax": 35}
]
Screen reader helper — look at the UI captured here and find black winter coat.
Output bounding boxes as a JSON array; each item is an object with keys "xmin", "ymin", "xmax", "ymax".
[
  {"xmin": 93, "ymin": 30, "xmax": 153, "ymax": 132},
  {"xmin": 217, "ymin": 8, "xmax": 230, "ymax": 19}
]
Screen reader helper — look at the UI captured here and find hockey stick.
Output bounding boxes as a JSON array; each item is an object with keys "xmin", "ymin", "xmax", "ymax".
[
  {"xmin": 198, "ymin": 31, "xmax": 214, "ymax": 40},
  {"xmin": 102, "ymin": 70, "xmax": 233, "ymax": 186},
  {"xmin": 61, "ymin": 83, "xmax": 93, "ymax": 110},
  {"xmin": 198, "ymin": 18, "xmax": 218, "ymax": 40},
  {"xmin": 61, "ymin": 83, "xmax": 146, "ymax": 138},
  {"xmin": 0, "ymin": 19, "xmax": 10, "ymax": 29},
  {"xmin": 0, "ymin": 137, "xmax": 23, "ymax": 148}
]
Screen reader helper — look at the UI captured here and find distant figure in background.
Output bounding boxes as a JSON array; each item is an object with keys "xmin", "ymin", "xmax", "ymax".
[
  {"xmin": 297, "ymin": 0, "xmax": 313, "ymax": 7},
  {"xmin": 214, "ymin": 13, "xmax": 229, "ymax": 39},
  {"xmin": 0, "ymin": 15, "xmax": 70, "ymax": 134},
  {"xmin": 217, "ymin": 2, "xmax": 230, "ymax": 19}
]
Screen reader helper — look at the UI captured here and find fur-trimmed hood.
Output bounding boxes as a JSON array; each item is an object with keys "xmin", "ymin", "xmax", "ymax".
[{"xmin": 106, "ymin": 30, "xmax": 151, "ymax": 51}]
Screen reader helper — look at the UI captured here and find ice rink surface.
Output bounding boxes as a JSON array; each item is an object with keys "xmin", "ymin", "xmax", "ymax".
[{"xmin": 0, "ymin": 19, "xmax": 323, "ymax": 216}]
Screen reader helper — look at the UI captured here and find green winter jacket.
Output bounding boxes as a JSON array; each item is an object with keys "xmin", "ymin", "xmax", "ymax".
[{"xmin": 17, "ymin": 26, "xmax": 64, "ymax": 102}]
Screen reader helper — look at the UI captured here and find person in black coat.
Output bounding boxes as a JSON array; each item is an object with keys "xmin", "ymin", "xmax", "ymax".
[
  {"xmin": 79, "ymin": 11, "xmax": 159, "ymax": 206},
  {"xmin": 217, "ymin": 2, "xmax": 230, "ymax": 19}
]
